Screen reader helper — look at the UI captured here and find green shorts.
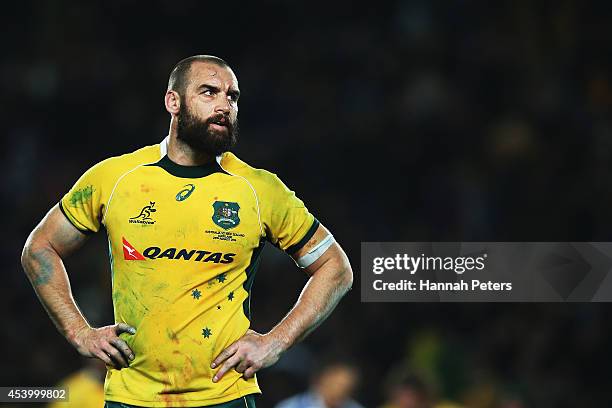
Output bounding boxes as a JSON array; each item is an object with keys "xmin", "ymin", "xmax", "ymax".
[{"xmin": 104, "ymin": 394, "xmax": 257, "ymax": 408}]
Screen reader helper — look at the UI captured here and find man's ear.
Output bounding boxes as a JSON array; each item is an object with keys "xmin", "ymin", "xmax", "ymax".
[{"xmin": 165, "ymin": 90, "xmax": 181, "ymax": 115}]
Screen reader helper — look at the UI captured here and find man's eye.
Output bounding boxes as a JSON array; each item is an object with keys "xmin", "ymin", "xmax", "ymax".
[
  {"xmin": 229, "ymin": 94, "xmax": 238, "ymax": 102},
  {"xmin": 202, "ymin": 90, "xmax": 213, "ymax": 96}
]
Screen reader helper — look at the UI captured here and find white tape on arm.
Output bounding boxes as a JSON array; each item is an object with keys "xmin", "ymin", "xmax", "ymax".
[{"xmin": 296, "ymin": 234, "xmax": 335, "ymax": 268}]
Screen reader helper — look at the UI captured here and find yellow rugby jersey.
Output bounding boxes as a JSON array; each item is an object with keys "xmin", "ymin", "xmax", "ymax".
[{"xmin": 59, "ymin": 137, "xmax": 318, "ymax": 407}]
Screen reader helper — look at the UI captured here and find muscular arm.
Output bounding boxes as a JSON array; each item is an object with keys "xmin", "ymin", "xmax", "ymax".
[
  {"xmin": 21, "ymin": 204, "xmax": 136, "ymax": 368},
  {"xmin": 268, "ymin": 224, "xmax": 353, "ymax": 347},
  {"xmin": 22, "ymin": 205, "xmax": 91, "ymax": 339},
  {"xmin": 212, "ymin": 224, "xmax": 353, "ymax": 381}
]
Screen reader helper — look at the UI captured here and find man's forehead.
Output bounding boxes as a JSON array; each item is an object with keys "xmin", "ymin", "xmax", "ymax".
[{"xmin": 188, "ymin": 62, "xmax": 238, "ymax": 88}]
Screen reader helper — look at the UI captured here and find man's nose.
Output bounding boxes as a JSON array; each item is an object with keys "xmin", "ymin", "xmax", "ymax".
[{"xmin": 214, "ymin": 95, "xmax": 230, "ymax": 113}]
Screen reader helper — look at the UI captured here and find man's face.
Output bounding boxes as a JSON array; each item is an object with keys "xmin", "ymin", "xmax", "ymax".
[
  {"xmin": 316, "ymin": 366, "xmax": 359, "ymax": 408},
  {"xmin": 176, "ymin": 62, "xmax": 240, "ymax": 156}
]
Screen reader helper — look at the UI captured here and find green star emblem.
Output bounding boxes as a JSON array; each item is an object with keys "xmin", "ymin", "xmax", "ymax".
[
  {"xmin": 191, "ymin": 289, "xmax": 202, "ymax": 300},
  {"xmin": 228, "ymin": 291, "xmax": 234, "ymax": 301},
  {"xmin": 217, "ymin": 273, "xmax": 227, "ymax": 283},
  {"xmin": 202, "ymin": 327, "xmax": 212, "ymax": 339}
]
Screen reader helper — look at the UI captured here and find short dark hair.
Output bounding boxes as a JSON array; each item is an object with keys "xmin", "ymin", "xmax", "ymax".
[
  {"xmin": 167, "ymin": 55, "xmax": 230, "ymax": 95},
  {"xmin": 311, "ymin": 357, "xmax": 360, "ymax": 382}
]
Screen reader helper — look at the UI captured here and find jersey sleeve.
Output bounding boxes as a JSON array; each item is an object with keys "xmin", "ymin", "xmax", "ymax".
[
  {"xmin": 263, "ymin": 173, "xmax": 319, "ymax": 255},
  {"xmin": 59, "ymin": 160, "xmax": 112, "ymax": 234}
]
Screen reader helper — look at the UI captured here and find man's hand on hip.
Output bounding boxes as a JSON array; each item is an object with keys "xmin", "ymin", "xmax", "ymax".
[
  {"xmin": 211, "ymin": 329, "xmax": 283, "ymax": 382},
  {"xmin": 71, "ymin": 322, "xmax": 137, "ymax": 369}
]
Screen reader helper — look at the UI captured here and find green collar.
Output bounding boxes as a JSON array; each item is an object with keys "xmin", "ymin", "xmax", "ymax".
[{"xmin": 148, "ymin": 155, "xmax": 226, "ymax": 178}]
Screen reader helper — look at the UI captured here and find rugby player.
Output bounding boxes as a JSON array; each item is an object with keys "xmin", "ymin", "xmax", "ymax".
[{"xmin": 21, "ymin": 55, "xmax": 353, "ymax": 408}]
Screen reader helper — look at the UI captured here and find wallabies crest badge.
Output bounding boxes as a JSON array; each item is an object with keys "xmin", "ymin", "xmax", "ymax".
[{"xmin": 212, "ymin": 201, "xmax": 240, "ymax": 230}]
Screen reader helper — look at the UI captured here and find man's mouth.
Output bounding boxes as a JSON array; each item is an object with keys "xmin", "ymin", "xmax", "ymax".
[{"xmin": 210, "ymin": 117, "xmax": 229, "ymax": 128}]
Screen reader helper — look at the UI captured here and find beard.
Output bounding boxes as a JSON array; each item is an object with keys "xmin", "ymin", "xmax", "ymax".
[{"xmin": 176, "ymin": 103, "xmax": 238, "ymax": 157}]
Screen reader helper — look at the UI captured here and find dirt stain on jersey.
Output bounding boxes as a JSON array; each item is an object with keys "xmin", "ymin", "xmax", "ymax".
[
  {"xmin": 166, "ymin": 328, "xmax": 180, "ymax": 344},
  {"xmin": 68, "ymin": 185, "xmax": 95, "ymax": 207}
]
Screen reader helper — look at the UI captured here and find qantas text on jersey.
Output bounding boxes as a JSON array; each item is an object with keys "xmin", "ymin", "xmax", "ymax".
[{"xmin": 122, "ymin": 237, "xmax": 236, "ymax": 263}]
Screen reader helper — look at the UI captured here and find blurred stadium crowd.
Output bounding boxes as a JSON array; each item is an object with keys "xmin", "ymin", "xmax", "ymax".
[{"xmin": 2, "ymin": 0, "xmax": 612, "ymax": 407}]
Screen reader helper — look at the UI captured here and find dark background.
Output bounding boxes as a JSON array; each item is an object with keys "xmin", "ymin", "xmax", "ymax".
[{"xmin": 2, "ymin": 1, "xmax": 612, "ymax": 407}]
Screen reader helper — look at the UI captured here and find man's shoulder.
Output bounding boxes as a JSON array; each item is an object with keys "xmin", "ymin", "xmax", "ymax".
[
  {"xmin": 274, "ymin": 392, "xmax": 315, "ymax": 408},
  {"xmin": 99, "ymin": 142, "xmax": 161, "ymax": 170},
  {"xmin": 220, "ymin": 152, "xmax": 286, "ymax": 191},
  {"xmin": 220, "ymin": 151, "xmax": 274, "ymax": 179},
  {"xmin": 275, "ymin": 392, "xmax": 366, "ymax": 408},
  {"xmin": 85, "ymin": 143, "xmax": 161, "ymax": 180}
]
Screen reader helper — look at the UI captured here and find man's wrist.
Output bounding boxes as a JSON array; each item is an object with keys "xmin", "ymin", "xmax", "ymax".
[
  {"xmin": 265, "ymin": 328, "xmax": 293, "ymax": 354},
  {"xmin": 65, "ymin": 322, "xmax": 91, "ymax": 346}
]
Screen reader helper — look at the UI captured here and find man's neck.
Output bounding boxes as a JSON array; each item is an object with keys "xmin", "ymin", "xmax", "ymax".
[{"xmin": 166, "ymin": 132, "xmax": 216, "ymax": 166}]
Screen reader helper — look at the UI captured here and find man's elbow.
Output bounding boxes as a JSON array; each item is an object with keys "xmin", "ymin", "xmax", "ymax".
[
  {"xmin": 21, "ymin": 233, "xmax": 36, "ymax": 270},
  {"xmin": 309, "ymin": 242, "xmax": 353, "ymax": 293},
  {"xmin": 21, "ymin": 230, "xmax": 46, "ymax": 272},
  {"xmin": 330, "ymin": 244, "xmax": 353, "ymax": 293},
  {"xmin": 338, "ymin": 260, "xmax": 354, "ymax": 293}
]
